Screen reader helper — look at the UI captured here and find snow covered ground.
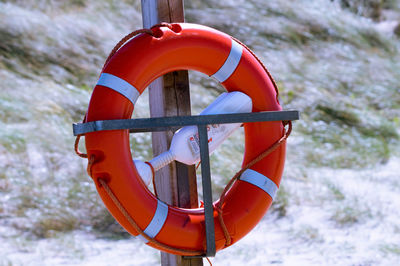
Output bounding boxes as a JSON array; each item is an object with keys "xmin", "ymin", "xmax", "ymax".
[{"xmin": 2, "ymin": 157, "xmax": 399, "ymax": 265}]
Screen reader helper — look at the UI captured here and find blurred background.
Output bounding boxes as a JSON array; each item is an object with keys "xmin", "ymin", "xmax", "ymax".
[{"xmin": 1, "ymin": 0, "xmax": 399, "ymax": 265}]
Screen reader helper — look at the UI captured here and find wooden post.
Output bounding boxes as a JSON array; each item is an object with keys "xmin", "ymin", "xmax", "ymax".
[{"xmin": 141, "ymin": 1, "xmax": 203, "ymax": 265}]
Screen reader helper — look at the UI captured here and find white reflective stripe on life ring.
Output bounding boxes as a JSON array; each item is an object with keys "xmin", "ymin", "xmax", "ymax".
[
  {"xmin": 97, "ymin": 73, "xmax": 140, "ymax": 105},
  {"xmin": 240, "ymin": 169, "xmax": 278, "ymax": 200},
  {"xmin": 211, "ymin": 39, "xmax": 243, "ymax": 83},
  {"xmin": 137, "ymin": 200, "xmax": 169, "ymax": 243}
]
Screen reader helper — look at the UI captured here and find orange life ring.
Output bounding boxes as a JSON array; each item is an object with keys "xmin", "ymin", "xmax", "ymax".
[{"xmin": 84, "ymin": 23, "xmax": 286, "ymax": 255}]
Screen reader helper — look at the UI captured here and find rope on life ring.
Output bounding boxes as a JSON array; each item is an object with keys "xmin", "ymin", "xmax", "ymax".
[{"xmin": 75, "ymin": 22, "xmax": 292, "ymax": 256}]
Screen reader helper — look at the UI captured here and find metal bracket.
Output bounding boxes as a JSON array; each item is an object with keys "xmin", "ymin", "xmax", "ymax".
[
  {"xmin": 197, "ymin": 124, "xmax": 216, "ymax": 257},
  {"xmin": 73, "ymin": 110, "xmax": 299, "ymax": 136},
  {"xmin": 73, "ymin": 110, "xmax": 300, "ymax": 257}
]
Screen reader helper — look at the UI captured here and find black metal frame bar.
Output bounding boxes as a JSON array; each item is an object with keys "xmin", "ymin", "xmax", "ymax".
[
  {"xmin": 72, "ymin": 110, "xmax": 299, "ymax": 257},
  {"xmin": 73, "ymin": 110, "xmax": 299, "ymax": 136},
  {"xmin": 197, "ymin": 124, "xmax": 215, "ymax": 257}
]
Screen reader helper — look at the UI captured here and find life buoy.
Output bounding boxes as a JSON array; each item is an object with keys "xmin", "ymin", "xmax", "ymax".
[{"xmin": 84, "ymin": 23, "xmax": 286, "ymax": 255}]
